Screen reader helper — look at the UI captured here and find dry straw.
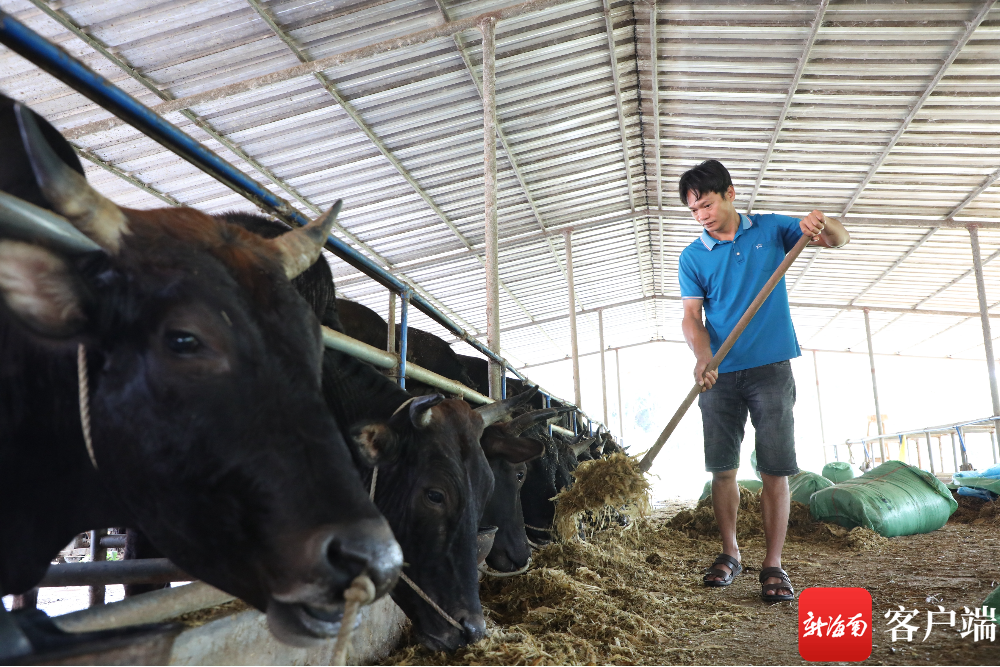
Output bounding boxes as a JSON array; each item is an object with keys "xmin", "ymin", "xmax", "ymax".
[{"xmin": 551, "ymin": 453, "xmax": 652, "ymax": 541}]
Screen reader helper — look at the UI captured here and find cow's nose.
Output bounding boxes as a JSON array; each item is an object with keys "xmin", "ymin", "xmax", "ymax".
[
  {"xmin": 323, "ymin": 518, "xmax": 402, "ymax": 598},
  {"xmin": 457, "ymin": 611, "xmax": 486, "ymax": 644}
]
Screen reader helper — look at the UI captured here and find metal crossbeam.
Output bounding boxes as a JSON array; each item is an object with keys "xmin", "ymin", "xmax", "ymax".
[
  {"xmin": 838, "ymin": 0, "xmax": 995, "ymax": 217},
  {"xmin": 246, "ymin": 0, "xmax": 557, "ymax": 354},
  {"xmin": 27, "ymin": 0, "xmax": 482, "ymax": 341},
  {"xmin": 746, "ymin": 0, "xmax": 830, "ymax": 214},
  {"xmin": 602, "ymin": 0, "xmax": 650, "ymax": 302}
]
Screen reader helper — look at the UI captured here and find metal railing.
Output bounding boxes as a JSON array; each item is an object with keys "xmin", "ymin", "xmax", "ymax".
[
  {"xmin": 833, "ymin": 415, "xmax": 1000, "ymax": 475},
  {"xmin": 0, "ymin": 10, "xmax": 601, "ymax": 432},
  {"xmin": 0, "ymin": 10, "xmax": 606, "ymax": 627}
]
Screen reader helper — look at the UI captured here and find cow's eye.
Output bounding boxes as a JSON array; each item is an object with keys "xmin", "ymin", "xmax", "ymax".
[
  {"xmin": 165, "ymin": 330, "xmax": 201, "ymax": 354},
  {"xmin": 516, "ymin": 471, "xmax": 525, "ymax": 483},
  {"xmin": 425, "ymin": 489, "xmax": 445, "ymax": 505}
]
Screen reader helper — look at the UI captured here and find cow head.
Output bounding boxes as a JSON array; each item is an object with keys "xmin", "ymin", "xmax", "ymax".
[
  {"xmin": 479, "ymin": 405, "xmax": 571, "ymax": 572},
  {"xmin": 0, "ymin": 104, "xmax": 402, "ymax": 644},
  {"xmin": 349, "ymin": 389, "xmax": 537, "ymax": 651},
  {"xmin": 519, "ymin": 432, "xmax": 595, "ymax": 546}
]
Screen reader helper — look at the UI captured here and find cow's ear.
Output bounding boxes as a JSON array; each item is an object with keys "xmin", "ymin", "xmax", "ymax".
[
  {"xmin": 0, "ymin": 240, "xmax": 88, "ymax": 338},
  {"xmin": 482, "ymin": 431, "xmax": 545, "ymax": 465},
  {"xmin": 350, "ymin": 422, "xmax": 401, "ymax": 466}
]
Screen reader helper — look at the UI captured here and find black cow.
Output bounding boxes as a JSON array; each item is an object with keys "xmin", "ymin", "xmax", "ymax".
[
  {"xmin": 519, "ymin": 430, "xmax": 596, "ymax": 545},
  {"xmin": 223, "ymin": 212, "xmax": 537, "ymax": 651},
  {"xmin": 336, "ymin": 298, "xmax": 475, "ymax": 394},
  {"xmin": 478, "ymin": 406, "xmax": 571, "ymax": 572},
  {"xmin": 0, "ymin": 99, "xmax": 401, "ymax": 650}
]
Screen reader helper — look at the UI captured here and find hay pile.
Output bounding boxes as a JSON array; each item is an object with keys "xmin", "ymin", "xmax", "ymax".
[
  {"xmin": 668, "ymin": 488, "xmax": 887, "ymax": 552},
  {"xmin": 386, "ymin": 520, "xmax": 754, "ymax": 666},
  {"xmin": 949, "ymin": 492, "xmax": 1000, "ymax": 525},
  {"xmin": 551, "ymin": 453, "xmax": 651, "ymax": 541}
]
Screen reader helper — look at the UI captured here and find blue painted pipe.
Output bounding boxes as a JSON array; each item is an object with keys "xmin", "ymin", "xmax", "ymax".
[
  {"xmin": 398, "ymin": 290, "xmax": 409, "ymax": 390},
  {"xmin": 0, "ymin": 10, "xmax": 531, "ymax": 382}
]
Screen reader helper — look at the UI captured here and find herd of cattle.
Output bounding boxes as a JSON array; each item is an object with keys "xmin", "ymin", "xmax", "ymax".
[{"xmin": 0, "ymin": 94, "xmax": 623, "ymax": 657}]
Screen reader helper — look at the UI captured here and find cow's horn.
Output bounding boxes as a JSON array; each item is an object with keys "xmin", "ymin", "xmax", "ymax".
[
  {"xmin": 16, "ymin": 104, "xmax": 129, "ymax": 253},
  {"xmin": 505, "ymin": 405, "xmax": 574, "ymax": 436},
  {"xmin": 474, "ymin": 385, "xmax": 539, "ymax": 427},
  {"xmin": 571, "ymin": 436, "xmax": 597, "ymax": 458},
  {"xmin": 270, "ymin": 200, "xmax": 341, "ymax": 279},
  {"xmin": 0, "ymin": 192, "xmax": 103, "ymax": 255}
]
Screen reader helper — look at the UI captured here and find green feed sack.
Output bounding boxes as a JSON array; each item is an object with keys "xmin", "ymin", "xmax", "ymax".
[
  {"xmin": 984, "ymin": 587, "xmax": 1000, "ymax": 626},
  {"xmin": 955, "ymin": 476, "xmax": 1000, "ymax": 495},
  {"xmin": 954, "ymin": 464, "xmax": 1000, "ymax": 495},
  {"xmin": 823, "ymin": 461, "xmax": 855, "ymax": 483},
  {"xmin": 809, "ymin": 460, "xmax": 958, "ymax": 537},
  {"xmin": 788, "ymin": 471, "xmax": 833, "ymax": 505},
  {"xmin": 698, "ymin": 479, "xmax": 764, "ymax": 501}
]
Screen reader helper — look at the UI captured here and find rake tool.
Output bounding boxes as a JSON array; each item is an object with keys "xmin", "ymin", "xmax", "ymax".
[{"xmin": 638, "ymin": 232, "xmax": 814, "ymax": 473}]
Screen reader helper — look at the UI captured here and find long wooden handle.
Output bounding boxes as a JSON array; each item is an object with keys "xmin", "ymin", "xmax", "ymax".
[{"xmin": 638, "ymin": 232, "xmax": 813, "ymax": 473}]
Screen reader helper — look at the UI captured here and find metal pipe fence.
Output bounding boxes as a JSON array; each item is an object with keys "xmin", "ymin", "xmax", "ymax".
[
  {"xmin": 833, "ymin": 415, "xmax": 1000, "ymax": 474},
  {"xmin": 0, "ymin": 11, "xmax": 609, "ymax": 630}
]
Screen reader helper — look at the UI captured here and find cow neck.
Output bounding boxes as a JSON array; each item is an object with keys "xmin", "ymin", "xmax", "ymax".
[
  {"xmin": 366, "ymin": 446, "xmax": 463, "ymax": 633},
  {"xmin": 77, "ymin": 344, "xmax": 99, "ymax": 470}
]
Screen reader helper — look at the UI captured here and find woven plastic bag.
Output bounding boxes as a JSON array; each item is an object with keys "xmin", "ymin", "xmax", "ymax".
[
  {"xmin": 809, "ymin": 460, "xmax": 957, "ymax": 537},
  {"xmin": 788, "ymin": 471, "xmax": 833, "ymax": 505},
  {"xmin": 953, "ymin": 464, "xmax": 1000, "ymax": 495},
  {"xmin": 822, "ymin": 461, "xmax": 855, "ymax": 483},
  {"xmin": 699, "ymin": 479, "xmax": 763, "ymax": 501}
]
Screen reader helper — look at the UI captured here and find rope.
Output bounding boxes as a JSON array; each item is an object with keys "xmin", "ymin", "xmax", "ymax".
[
  {"xmin": 524, "ymin": 524, "xmax": 553, "ymax": 534},
  {"xmin": 369, "ymin": 466, "xmax": 378, "ymax": 500},
  {"xmin": 399, "ymin": 572, "xmax": 463, "ymax": 631},
  {"xmin": 479, "ymin": 557, "xmax": 532, "ymax": 578},
  {"xmin": 330, "ymin": 574, "xmax": 376, "ymax": 666},
  {"xmin": 77, "ymin": 344, "xmax": 98, "ymax": 470}
]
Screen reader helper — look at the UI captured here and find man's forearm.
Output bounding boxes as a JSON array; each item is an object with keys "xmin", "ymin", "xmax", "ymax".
[{"xmin": 682, "ymin": 313, "xmax": 713, "ymax": 362}]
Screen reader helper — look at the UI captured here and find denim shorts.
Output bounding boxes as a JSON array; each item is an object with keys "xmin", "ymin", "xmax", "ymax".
[{"xmin": 698, "ymin": 360, "xmax": 799, "ymax": 477}]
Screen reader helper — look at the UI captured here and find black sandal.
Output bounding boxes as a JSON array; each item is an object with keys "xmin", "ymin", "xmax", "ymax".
[
  {"xmin": 702, "ymin": 553, "xmax": 742, "ymax": 587},
  {"xmin": 759, "ymin": 566, "xmax": 795, "ymax": 602}
]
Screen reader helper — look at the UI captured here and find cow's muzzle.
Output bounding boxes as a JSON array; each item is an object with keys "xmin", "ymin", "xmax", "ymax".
[{"xmin": 266, "ymin": 517, "xmax": 402, "ymax": 645}]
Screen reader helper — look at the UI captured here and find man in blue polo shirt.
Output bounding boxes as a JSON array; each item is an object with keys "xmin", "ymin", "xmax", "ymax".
[{"xmin": 678, "ymin": 160, "xmax": 849, "ymax": 602}]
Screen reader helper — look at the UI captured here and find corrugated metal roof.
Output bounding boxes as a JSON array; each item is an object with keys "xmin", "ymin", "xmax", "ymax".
[{"xmin": 2, "ymin": 0, "xmax": 999, "ymax": 379}]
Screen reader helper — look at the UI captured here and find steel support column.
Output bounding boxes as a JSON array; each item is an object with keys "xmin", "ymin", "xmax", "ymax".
[
  {"xmin": 968, "ymin": 224, "xmax": 1000, "ymax": 427},
  {"xmin": 924, "ymin": 432, "xmax": 935, "ymax": 474},
  {"xmin": 599, "ymin": 309, "xmax": 608, "ymax": 426},
  {"xmin": 565, "ymin": 230, "xmax": 582, "ymax": 407},
  {"xmin": 481, "ymin": 17, "xmax": 502, "ymax": 399},
  {"xmin": 649, "ymin": 2, "xmax": 665, "ymax": 297},
  {"xmin": 991, "ymin": 426, "xmax": 999, "ymax": 465},
  {"xmin": 398, "ymin": 291, "xmax": 410, "ymax": 390},
  {"xmin": 813, "ymin": 350, "xmax": 829, "ymax": 459},
  {"xmin": 387, "ymin": 292, "xmax": 396, "ymax": 354},
  {"xmin": 88, "ymin": 529, "xmax": 106, "ymax": 607},
  {"xmin": 863, "ymin": 309, "xmax": 885, "ymax": 461},
  {"xmin": 951, "ymin": 431, "xmax": 960, "ymax": 472},
  {"xmin": 616, "ymin": 347, "xmax": 624, "ymax": 442}
]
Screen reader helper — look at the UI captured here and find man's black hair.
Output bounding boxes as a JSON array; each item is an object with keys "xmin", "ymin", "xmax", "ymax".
[{"xmin": 678, "ymin": 159, "xmax": 733, "ymax": 206}]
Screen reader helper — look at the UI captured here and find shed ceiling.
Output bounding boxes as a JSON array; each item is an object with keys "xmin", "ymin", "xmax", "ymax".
[{"xmin": 1, "ymin": 0, "xmax": 999, "ymax": 373}]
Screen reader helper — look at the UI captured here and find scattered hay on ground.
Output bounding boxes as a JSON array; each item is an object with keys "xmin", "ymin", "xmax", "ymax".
[
  {"xmin": 169, "ymin": 599, "xmax": 251, "ymax": 628},
  {"xmin": 948, "ymin": 492, "xmax": 1000, "ymax": 525},
  {"xmin": 384, "ymin": 520, "xmax": 754, "ymax": 666},
  {"xmin": 552, "ymin": 453, "xmax": 651, "ymax": 541}
]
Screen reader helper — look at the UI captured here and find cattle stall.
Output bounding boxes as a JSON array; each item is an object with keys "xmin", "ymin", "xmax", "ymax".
[{"xmin": 3, "ymin": 0, "xmax": 1000, "ymax": 665}]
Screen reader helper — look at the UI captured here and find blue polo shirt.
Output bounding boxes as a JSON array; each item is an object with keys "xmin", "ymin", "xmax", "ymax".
[{"xmin": 678, "ymin": 213, "xmax": 803, "ymax": 373}]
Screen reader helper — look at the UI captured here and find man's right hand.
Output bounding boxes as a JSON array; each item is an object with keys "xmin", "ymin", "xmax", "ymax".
[{"xmin": 694, "ymin": 357, "xmax": 718, "ymax": 391}]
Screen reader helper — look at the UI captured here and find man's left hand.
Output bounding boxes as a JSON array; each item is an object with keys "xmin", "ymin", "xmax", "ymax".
[{"xmin": 800, "ymin": 210, "xmax": 826, "ymax": 242}]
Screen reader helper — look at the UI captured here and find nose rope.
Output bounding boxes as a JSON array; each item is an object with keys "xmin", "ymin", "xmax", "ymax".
[
  {"xmin": 478, "ymin": 557, "xmax": 532, "ymax": 578},
  {"xmin": 368, "ymin": 467, "xmax": 464, "ymax": 632},
  {"xmin": 77, "ymin": 344, "xmax": 99, "ymax": 470},
  {"xmin": 330, "ymin": 574, "xmax": 376, "ymax": 666},
  {"xmin": 399, "ymin": 572, "xmax": 464, "ymax": 631}
]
